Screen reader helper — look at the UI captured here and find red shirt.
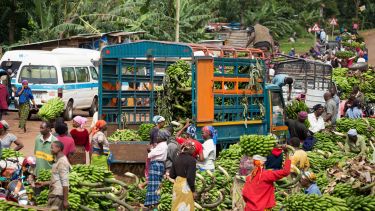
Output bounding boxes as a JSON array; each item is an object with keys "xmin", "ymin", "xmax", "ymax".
[
  {"xmin": 56, "ymin": 135, "xmax": 76, "ymax": 157},
  {"xmin": 176, "ymin": 137, "xmax": 203, "ymax": 158},
  {"xmin": 242, "ymin": 160, "xmax": 291, "ymax": 211},
  {"xmin": 70, "ymin": 129, "xmax": 90, "ymax": 151}
]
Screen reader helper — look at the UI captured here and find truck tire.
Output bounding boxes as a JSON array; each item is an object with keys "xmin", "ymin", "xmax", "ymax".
[
  {"xmin": 64, "ymin": 101, "xmax": 74, "ymax": 121},
  {"xmin": 89, "ymin": 97, "xmax": 98, "ymax": 117}
]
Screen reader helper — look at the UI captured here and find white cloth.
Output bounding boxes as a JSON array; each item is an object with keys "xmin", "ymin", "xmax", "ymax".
[
  {"xmin": 308, "ymin": 113, "xmax": 325, "ymax": 133},
  {"xmin": 148, "ymin": 141, "xmax": 168, "ymax": 161},
  {"xmin": 357, "ymin": 58, "xmax": 366, "ymax": 63},
  {"xmin": 90, "ymin": 112, "xmax": 98, "ymax": 129},
  {"xmin": 198, "ymin": 139, "xmax": 216, "ymax": 170}
]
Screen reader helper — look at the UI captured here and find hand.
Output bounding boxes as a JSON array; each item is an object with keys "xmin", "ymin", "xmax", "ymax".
[
  {"xmin": 193, "ymin": 192, "xmax": 198, "ymax": 200},
  {"xmin": 34, "ymin": 181, "xmax": 46, "ymax": 188},
  {"xmin": 63, "ymin": 199, "xmax": 69, "ymax": 209}
]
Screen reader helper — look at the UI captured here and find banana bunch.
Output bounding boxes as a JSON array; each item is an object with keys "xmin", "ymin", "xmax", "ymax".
[
  {"xmin": 285, "ymin": 100, "xmax": 310, "ymax": 128},
  {"xmin": 36, "ymin": 189, "xmax": 49, "ymax": 206},
  {"xmin": 217, "ymin": 144, "xmax": 243, "ymax": 161},
  {"xmin": 336, "ymin": 118, "xmax": 375, "ymax": 139},
  {"xmin": 36, "ymin": 169, "xmax": 51, "ymax": 182},
  {"xmin": 1, "ymin": 148, "xmax": 23, "ymax": 159},
  {"xmin": 71, "ymin": 164, "xmax": 114, "ymax": 183},
  {"xmin": 137, "ymin": 123, "xmax": 154, "ymax": 141},
  {"xmin": 331, "ymin": 183, "xmax": 358, "ymax": 198},
  {"xmin": 316, "ymin": 171, "xmax": 329, "ymax": 192},
  {"xmin": 313, "ymin": 132, "xmax": 342, "ymax": 152},
  {"xmin": 307, "ymin": 152, "xmax": 343, "ymax": 172},
  {"xmin": 346, "ymin": 195, "xmax": 375, "ymax": 211},
  {"xmin": 37, "ymin": 97, "xmax": 65, "ymax": 121},
  {"xmin": 68, "ymin": 193, "xmax": 81, "ymax": 210},
  {"xmin": 158, "ymin": 180, "xmax": 173, "ymax": 211},
  {"xmin": 283, "ymin": 194, "xmax": 349, "ymax": 211},
  {"xmin": 108, "ymin": 129, "xmax": 141, "ymax": 142},
  {"xmin": 239, "ymin": 135, "xmax": 277, "ymax": 157},
  {"xmin": 0, "ymin": 200, "xmax": 37, "ymax": 210}
]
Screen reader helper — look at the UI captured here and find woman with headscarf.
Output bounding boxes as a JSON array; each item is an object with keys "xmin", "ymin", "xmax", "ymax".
[
  {"xmin": 70, "ymin": 116, "xmax": 90, "ymax": 164},
  {"xmin": 242, "ymin": 151, "xmax": 291, "ymax": 211},
  {"xmin": 170, "ymin": 141, "xmax": 197, "ymax": 211},
  {"xmin": 144, "ymin": 130, "xmax": 168, "ymax": 209},
  {"xmin": 139, "ymin": 115, "xmax": 166, "ymax": 190},
  {"xmin": 16, "ymin": 80, "xmax": 37, "ymax": 132},
  {"xmin": 91, "ymin": 120, "xmax": 110, "ymax": 168},
  {"xmin": 0, "ymin": 120, "xmax": 24, "ymax": 151},
  {"xmin": 198, "ymin": 126, "xmax": 217, "ymax": 172}
]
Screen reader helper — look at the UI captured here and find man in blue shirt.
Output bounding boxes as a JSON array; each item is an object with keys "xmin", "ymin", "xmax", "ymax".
[
  {"xmin": 16, "ymin": 80, "xmax": 36, "ymax": 132},
  {"xmin": 272, "ymin": 74, "xmax": 294, "ymax": 101},
  {"xmin": 300, "ymin": 171, "xmax": 322, "ymax": 195},
  {"xmin": 320, "ymin": 29, "xmax": 326, "ymax": 43}
]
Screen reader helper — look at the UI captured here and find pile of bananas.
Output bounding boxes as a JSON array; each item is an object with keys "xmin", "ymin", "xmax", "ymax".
[
  {"xmin": 36, "ymin": 164, "xmax": 129, "ymax": 210},
  {"xmin": 239, "ymin": 135, "xmax": 276, "ymax": 157},
  {"xmin": 217, "ymin": 144, "xmax": 242, "ymax": 161},
  {"xmin": 37, "ymin": 97, "xmax": 65, "ymax": 121},
  {"xmin": 137, "ymin": 123, "xmax": 154, "ymax": 141},
  {"xmin": 108, "ymin": 129, "xmax": 141, "ymax": 142},
  {"xmin": 0, "ymin": 200, "xmax": 37, "ymax": 210},
  {"xmin": 1, "ymin": 148, "xmax": 23, "ymax": 159},
  {"xmin": 336, "ymin": 118, "xmax": 375, "ymax": 139},
  {"xmin": 158, "ymin": 180, "xmax": 173, "ymax": 211},
  {"xmin": 283, "ymin": 194, "xmax": 349, "ymax": 210},
  {"xmin": 331, "ymin": 183, "xmax": 358, "ymax": 198},
  {"xmin": 285, "ymin": 100, "xmax": 310, "ymax": 128},
  {"xmin": 307, "ymin": 152, "xmax": 344, "ymax": 172},
  {"xmin": 346, "ymin": 195, "xmax": 375, "ymax": 210},
  {"xmin": 313, "ymin": 132, "xmax": 342, "ymax": 152}
]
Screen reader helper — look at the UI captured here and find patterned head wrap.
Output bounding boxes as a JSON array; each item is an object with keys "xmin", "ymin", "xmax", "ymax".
[
  {"xmin": 152, "ymin": 115, "xmax": 165, "ymax": 124},
  {"xmin": 186, "ymin": 125, "xmax": 197, "ymax": 138},
  {"xmin": 202, "ymin": 126, "xmax": 218, "ymax": 144},
  {"xmin": 22, "ymin": 80, "xmax": 28, "ymax": 85},
  {"xmin": 302, "ymin": 171, "xmax": 317, "ymax": 182},
  {"xmin": 73, "ymin": 116, "xmax": 88, "ymax": 129},
  {"xmin": 157, "ymin": 129, "xmax": 171, "ymax": 142},
  {"xmin": 92, "ymin": 120, "xmax": 107, "ymax": 135}
]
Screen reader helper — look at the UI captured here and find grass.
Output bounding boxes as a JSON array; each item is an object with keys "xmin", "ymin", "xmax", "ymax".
[{"xmin": 279, "ymin": 35, "xmax": 315, "ymax": 55}]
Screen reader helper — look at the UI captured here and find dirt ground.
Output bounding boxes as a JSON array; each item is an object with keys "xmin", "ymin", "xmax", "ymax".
[
  {"xmin": 361, "ymin": 29, "xmax": 375, "ymax": 65},
  {"xmin": 2, "ymin": 110, "xmax": 93, "ymax": 157}
]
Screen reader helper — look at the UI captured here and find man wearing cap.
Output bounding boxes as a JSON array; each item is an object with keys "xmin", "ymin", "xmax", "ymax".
[
  {"xmin": 308, "ymin": 104, "xmax": 325, "ymax": 134},
  {"xmin": 300, "ymin": 171, "xmax": 322, "ymax": 195},
  {"xmin": 242, "ymin": 150, "xmax": 291, "ymax": 211},
  {"xmin": 345, "ymin": 129, "xmax": 366, "ymax": 155},
  {"xmin": 286, "ymin": 111, "xmax": 309, "ymax": 142}
]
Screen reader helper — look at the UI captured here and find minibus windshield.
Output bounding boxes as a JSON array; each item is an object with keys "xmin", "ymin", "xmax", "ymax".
[{"xmin": 18, "ymin": 65, "xmax": 58, "ymax": 84}]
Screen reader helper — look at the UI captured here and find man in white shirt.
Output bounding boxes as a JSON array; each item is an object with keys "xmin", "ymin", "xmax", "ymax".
[{"xmin": 308, "ymin": 104, "xmax": 325, "ymax": 133}]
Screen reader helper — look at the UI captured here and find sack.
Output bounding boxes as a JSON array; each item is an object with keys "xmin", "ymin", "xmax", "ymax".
[{"xmin": 302, "ymin": 136, "xmax": 316, "ymax": 151}]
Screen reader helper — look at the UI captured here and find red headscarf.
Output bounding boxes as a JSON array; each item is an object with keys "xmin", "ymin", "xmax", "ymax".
[{"xmin": 91, "ymin": 120, "xmax": 107, "ymax": 135}]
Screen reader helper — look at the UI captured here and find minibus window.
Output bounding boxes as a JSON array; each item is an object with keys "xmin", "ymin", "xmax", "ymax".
[
  {"xmin": 62, "ymin": 67, "xmax": 76, "ymax": 83},
  {"xmin": 75, "ymin": 67, "xmax": 90, "ymax": 82},
  {"xmin": 18, "ymin": 65, "xmax": 57, "ymax": 84},
  {"xmin": 90, "ymin": 67, "xmax": 98, "ymax": 80}
]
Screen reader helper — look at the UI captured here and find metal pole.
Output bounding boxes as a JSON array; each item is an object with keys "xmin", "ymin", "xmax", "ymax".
[
  {"xmin": 175, "ymin": 0, "xmax": 180, "ymax": 42},
  {"xmin": 332, "ymin": 25, "xmax": 334, "ymax": 41}
]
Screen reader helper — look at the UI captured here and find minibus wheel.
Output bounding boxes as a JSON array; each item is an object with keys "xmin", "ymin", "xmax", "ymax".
[
  {"xmin": 89, "ymin": 97, "xmax": 98, "ymax": 117},
  {"xmin": 64, "ymin": 101, "xmax": 73, "ymax": 121}
]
